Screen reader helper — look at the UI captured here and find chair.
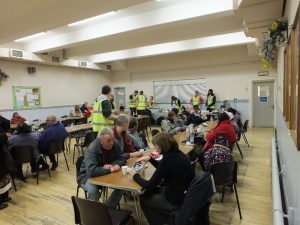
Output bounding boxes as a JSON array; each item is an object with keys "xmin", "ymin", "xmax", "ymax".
[
  {"xmin": 234, "ymin": 132, "xmax": 244, "ymax": 159},
  {"xmin": 73, "ymin": 131, "xmax": 95, "ymax": 163},
  {"xmin": 10, "ymin": 146, "xmax": 50, "ymax": 185},
  {"xmin": 168, "ymin": 172, "xmax": 213, "ymax": 225},
  {"xmin": 46, "ymin": 139, "xmax": 69, "ymax": 171},
  {"xmin": 241, "ymin": 120, "xmax": 250, "ymax": 147},
  {"xmin": 75, "ymin": 156, "xmax": 87, "ymax": 199},
  {"xmin": 61, "ymin": 118, "xmax": 73, "ymax": 127},
  {"xmin": 75, "ymin": 117, "xmax": 87, "ymax": 125},
  {"xmin": 210, "ymin": 161, "xmax": 242, "ymax": 220},
  {"xmin": 71, "ymin": 196, "xmax": 133, "ymax": 225},
  {"xmin": 61, "ymin": 115, "xmax": 68, "ymax": 118}
]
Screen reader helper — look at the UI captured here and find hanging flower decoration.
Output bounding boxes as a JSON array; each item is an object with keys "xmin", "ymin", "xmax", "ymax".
[
  {"xmin": 260, "ymin": 19, "xmax": 288, "ymax": 70},
  {"xmin": 0, "ymin": 70, "xmax": 9, "ymax": 85}
]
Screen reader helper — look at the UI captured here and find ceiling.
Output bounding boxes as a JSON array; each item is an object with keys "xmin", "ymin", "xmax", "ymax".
[{"xmin": 0, "ymin": 0, "xmax": 284, "ymax": 68}]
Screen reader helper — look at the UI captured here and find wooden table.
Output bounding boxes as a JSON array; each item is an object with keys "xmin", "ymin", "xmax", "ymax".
[{"xmin": 89, "ymin": 150, "xmax": 155, "ymax": 225}]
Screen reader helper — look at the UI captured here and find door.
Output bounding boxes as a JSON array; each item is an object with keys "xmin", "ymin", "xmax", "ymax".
[
  {"xmin": 114, "ymin": 87, "xmax": 126, "ymax": 110},
  {"xmin": 253, "ymin": 81, "xmax": 274, "ymax": 127}
]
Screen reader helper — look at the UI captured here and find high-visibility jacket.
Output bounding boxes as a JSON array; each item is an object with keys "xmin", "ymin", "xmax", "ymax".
[
  {"xmin": 92, "ymin": 95, "xmax": 114, "ymax": 132},
  {"xmin": 137, "ymin": 95, "xmax": 146, "ymax": 110},
  {"xmin": 207, "ymin": 95, "xmax": 216, "ymax": 109},
  {"xmin": 175, "ymin": 99, "xmax": 183, "ymax": 112},
  {"xmin": 129, "ymin": 95, "xmax": 137, "ymax": 108},
  {"xmin": 191, "ymin": 96, "xmax": 200, "ymax": 106}
]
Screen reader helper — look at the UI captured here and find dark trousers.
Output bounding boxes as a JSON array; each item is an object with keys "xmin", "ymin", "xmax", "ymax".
[
  {"xmin": 130, "ymin": 108, "xmax": 137, "ymax": 116},
  {"xmin": 48, "ymin": 154, "xmax": 57, "ymax": 164},
  {"xmin": 198, "ymin": 151, "xmax": 205, "ymax": 171},
  {"xmin": 137, "ymin": 110, "xmax": 145, "ymax": 115},
  {"xmin": 140, "ymin": 188, "xmax": 178, "ymax": 225},
  {"xmin": 0, "ymin": 191, "xmax": 9, "ymax": 204}
]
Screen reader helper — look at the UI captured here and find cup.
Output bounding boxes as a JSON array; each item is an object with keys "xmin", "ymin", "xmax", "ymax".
[
  {"xmin": 139, "ymin": 149, "xmax": 144, "ymax": 152},
  {"xmin": 121, "ymin": 166, "xmax": 128, "ymax": 175}
]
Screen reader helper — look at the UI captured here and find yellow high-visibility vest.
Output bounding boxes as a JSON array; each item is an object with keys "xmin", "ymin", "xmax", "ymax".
[
  {"xmin": 192, "ymin": 96, "xmax": 200, "ymax": 106},
  {"xmin": 207, "ymin": 95, "xmax": 216, "ymax": 109},
  {"xmin": 129, "ymin": 95, "xmax": 137, "ymax": 108},
  {"xmin": 137, "ymin": 95, "xmax": 146, "ymax": 110},
  {"xmin": 175, "ymin": 99, "xmax": 183, "ymax": 112},
  {"xmin": 92, "ymin": 96, "xmax": 114, "ymax": 132}
]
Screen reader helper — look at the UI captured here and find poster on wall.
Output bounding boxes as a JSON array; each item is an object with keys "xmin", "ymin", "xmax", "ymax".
[{"xmin": 12, "ymin": 86, "xmax": 41, "ymax": 109}]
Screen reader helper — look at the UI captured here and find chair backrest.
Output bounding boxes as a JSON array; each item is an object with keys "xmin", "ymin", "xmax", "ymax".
[
  {"xmin": 83, "ymin": 131, "xmax": 96, "ymax": 147},
  {"xmin": 76, "ymin": 156, "xmax": 85, "ymax": 180},
  {"xmin": 137, "ymin": 117, "xmax": 149, "ymax": 131},
  {"xmin": 210, "ymin": 161, "xmax": 237, "ymax": 185},
  {"xmin": 61, "ymin": 119, "xmax": 73, "ymax": 127},
  {"xmin": 214, "ymin": 132, "xmax": 229, "ymax": 147},
  {"xmin": 169, "ymin": 172, "xmax": 213, "ymax": 225},
  {"xmin": 10, "ymin": 146, "xmax": 34, "ymax": 164},
  {"xmin": 242, "ymin": 120, "xmax": 249, "ymax": 132},
  {"xmin": 75, "ymin": 117, "xmax": 87, "ymax": 125},
  {"xmin": 151, "ymin": 129, "xmax": 160, "ymax": 137},
  {"xmin": 72, "ymin": 196, "xmax": 113, "ymax": 225},
  {"xmin": 48, "ymin": 140, "xmax": 64, "ymax": 154}
]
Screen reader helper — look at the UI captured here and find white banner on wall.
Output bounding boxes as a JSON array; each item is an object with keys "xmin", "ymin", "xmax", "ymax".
[{"xmin": 153, "ymin": 78, "xmax": 206, "ymax": 104}]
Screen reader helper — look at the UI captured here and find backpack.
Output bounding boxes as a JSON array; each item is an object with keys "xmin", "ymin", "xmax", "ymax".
[{"xmin": 168, "ymin": 172, "xmax": 213, "ymax": 225}]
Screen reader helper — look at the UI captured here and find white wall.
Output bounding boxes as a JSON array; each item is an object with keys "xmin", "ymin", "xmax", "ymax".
[
  {"xmin": 112, "ymin": 45, "xmax": 277, "ymax": 122},
  {"xmin": 0, "ymin": 59, "xmax": 112, "ymax": 109}
]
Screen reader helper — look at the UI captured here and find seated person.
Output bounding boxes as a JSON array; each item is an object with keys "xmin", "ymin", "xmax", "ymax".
[
  {"xmin": 0, "ymin": 115, "xmax": 10, "ymax": 132},
  {"xmin": 161, "ymin": 112, "xmax": 181, "ymax": 135},
  {"xmin": 70, "ymin": 105, "xmax": 83, "ymax": 118},
  {"xmin": 8, "ymin": 123, "xmax": 41, "ymax": 178},
  {"xmin": 203, "ymin": 112, "xmax": 236, "ymax": 151},
  {"xmin": 227, "ymin": 107, "xmax": 243, "ymax": 130},
  {"xmin": 186, "ymin": 106, "xmax": 206, "ymax": 126},
  {"xmin": 225, "ymin": 111, "xmax": 239, "ymax": 134},
  {"xmin": 10, "ymin": 112, "xmax": 26, "ymax": 125},
  {"xmin": 80, "ymin": 102, "xmax": 91, "ymax": 118},
  {"xmin": 38, "ymin": 115, "xmax": 68, "ymax": 170},
  {"xmin": 171, "ymin": 108, "xmax": 187, "ymax": 131},
  {"xmin": 130, "ymin": 133, "xmax": 195, "ymax": 225},
  {"xmin": 0, "ymin": 130, "xmax": 11, "ymax": 210},
  {"xmin": 128, "ymin": 117, "xmax": 149, "ymax": 150},
  {"xmin": 77, "ymin": 128, "xmax": 127, "ymax": 207},
  {"xmin": 119, "ymin": 106, "xmax": 125, "ymax": 113},
  {"xmin": 203, "ymin": 134, "xmax": 232, "ymax": 171},
  {"xmin": 111, "ymin": 114, "xmax": 143, "ymax": 159}
]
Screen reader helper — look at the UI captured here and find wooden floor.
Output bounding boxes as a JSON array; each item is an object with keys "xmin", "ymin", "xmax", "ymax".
[{"xmin": 1, "ymin": 128, "xmax": 273, "ymax": 225}]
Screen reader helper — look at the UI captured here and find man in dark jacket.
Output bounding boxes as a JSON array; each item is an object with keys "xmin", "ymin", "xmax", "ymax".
[
  {"xmin": 38, "ymin": 115, "xmax": 68, "ymax": 170},
  {"xmin": 77, "ymin": 127, "xmax": 126, "ymax": 207}
]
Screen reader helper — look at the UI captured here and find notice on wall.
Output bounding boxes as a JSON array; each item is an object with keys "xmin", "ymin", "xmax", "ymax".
[
  {"xmin": 12, "ymin": 86, "xmax": 41, "ymax": 109},
  {"xmin": 259, "ymin": 96, "xmax": 268, "ymax": 102}
]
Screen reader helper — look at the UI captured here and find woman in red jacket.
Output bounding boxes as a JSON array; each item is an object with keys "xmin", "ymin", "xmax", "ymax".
[{"xmin": 204, "ymin": 112, "xmax": 237, "ymax": 150}]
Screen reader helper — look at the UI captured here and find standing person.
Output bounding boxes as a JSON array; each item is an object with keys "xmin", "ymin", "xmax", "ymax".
[
  {"xmin": 109, "ymin": 94, "xmax": 115, "ymax": 112},
  {"xmin": 92, "ymin": 85, "xmax": 118, "ymax": 135},
  {"xmin": 10, "ymin": 112, "xmax": 26, "ymax": 125},
  {"xmin": 205, "ymin": 89, "xmax": 216, "ymax": 112},
  {"xmin": 137, "ymin": 91, "xmax": 147, "ymax": 115},
  {"xmin": 38, "ymin": 115, "xmax": 68, "ymax": 170},
  {"xmin": 77, "ymin": 128, "xmax": 127, "ymax": 207},
  {"xmin": 190, "ymin": 91, "xmax": 204, "ymax": 110},
  {"xmin": 130, "ymin": 133, "xmax": 195, "ymax": 225},
  {"xmin": 148, "ymin": 96, "xmax": 155, "ymax": 109},
  {"xmin": 171, "ymin": 96, "xmax": 183, "ymax": 112},
  {"xmin": 129, "ymin": 90, "xmax": 138, "ymax": 116}
]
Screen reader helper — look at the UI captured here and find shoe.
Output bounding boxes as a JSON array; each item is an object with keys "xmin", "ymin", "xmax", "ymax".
[
  {"xmin": 0, "ymin": 197, "xmax": 11, "ymax": 204},
  {"xmin": 51, "ymin": 163, "xmax": 58, "ymax": 171},
  {"xmin": 40, "ymin": 164, "xmax": 49, "ymax": 171},
  {"xmin": 0, "ymin": 203, "xmax": 8, "ymax": 210}
]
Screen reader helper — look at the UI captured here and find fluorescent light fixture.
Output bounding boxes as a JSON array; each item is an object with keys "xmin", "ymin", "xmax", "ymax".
[
  {"xmin": 68, "ymin": 11, "xmax": 117, "ymax": 27},
  {"xmin": 15, "ymin": 32, "xmax": 46, "ymax": 42}
]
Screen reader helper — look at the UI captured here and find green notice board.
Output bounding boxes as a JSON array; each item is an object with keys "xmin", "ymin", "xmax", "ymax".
[{"xmin": 12, "ymin": 86, "xmax": 41, "ymax": 109}]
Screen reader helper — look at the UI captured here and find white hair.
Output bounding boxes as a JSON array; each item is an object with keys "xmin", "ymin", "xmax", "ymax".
[
  {"xmin": 97, "ymin": 127, "xmax": 114, "ymax": 138},
  {"xmin": 116, "ymin": 114, "xmax": 130, "ymax": 127}
]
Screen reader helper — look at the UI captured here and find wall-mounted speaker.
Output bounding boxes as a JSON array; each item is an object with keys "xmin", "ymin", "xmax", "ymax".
[{"xmin": 27, "ymin": 67, "xmax": 36, "ymax": 74}]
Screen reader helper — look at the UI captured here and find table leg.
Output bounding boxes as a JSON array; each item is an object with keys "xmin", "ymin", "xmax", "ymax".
[{"xmin": 133, "ymin": 192, "xmax": 143, "ymax": 225}]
